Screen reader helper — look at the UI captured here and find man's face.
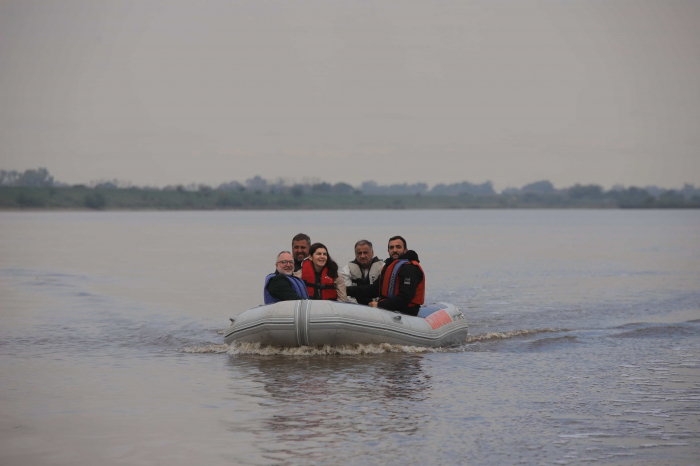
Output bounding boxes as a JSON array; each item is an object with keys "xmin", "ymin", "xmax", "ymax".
[
  {"xmin": 388, "ymin": 239, "xmax": 405, "ymax": 260},
  {"xmin": 355, "ymin": 244, "xmax": 374, "ymax": 268},
  {"xmin": 276, "ymin": 253, "xmax": 295, "ymax": 275},
  {"xmin": 292, "ymin": 240, "xmax": 309, "ymax": 262}
]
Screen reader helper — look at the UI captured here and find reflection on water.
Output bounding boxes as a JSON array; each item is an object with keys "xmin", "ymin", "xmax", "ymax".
[
  {"xmin": 226, "ymin": 354, "xmax": 432, "ymax": 463},
  {"xmin": 217, "ymin": 321, "xmax": 700, "ymax": 465}
]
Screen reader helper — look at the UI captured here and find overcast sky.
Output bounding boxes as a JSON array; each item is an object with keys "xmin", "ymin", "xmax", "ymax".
[{"xmin": 1, "ymin": 0, "xmax": 698, "ymax": 189}]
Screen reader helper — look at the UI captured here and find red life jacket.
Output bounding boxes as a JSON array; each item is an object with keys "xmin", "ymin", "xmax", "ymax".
[
  {"xmin": 379, "ymin": 259, "xmax": 425, "ymax": 307},
  {"xmin": 301, "ymin": 259, "xmax": 338, "ymax": 300}
]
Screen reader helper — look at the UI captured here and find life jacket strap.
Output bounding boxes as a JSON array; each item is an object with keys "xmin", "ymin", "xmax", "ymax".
[
  {"xmin": 387, "ymin": 260, "xmax": 409, "ymax": 299},
  {"xmin": 304, "ymin": 281, "xmax": 336, "ymax": 290}
]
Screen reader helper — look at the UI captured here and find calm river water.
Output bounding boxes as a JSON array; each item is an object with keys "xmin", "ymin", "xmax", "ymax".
[{"xmin": 1, "ymin": 210, "xmax": 699, "ymax": 465}]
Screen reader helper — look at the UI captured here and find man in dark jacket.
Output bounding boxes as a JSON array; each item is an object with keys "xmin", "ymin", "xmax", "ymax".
[
  {"xmin": 264, "ymin": 251, "xmax": 309, "ymax": 303},
  {"xmin": 346, "ymin": 236, "xmax": 425, "ymax": 316}
]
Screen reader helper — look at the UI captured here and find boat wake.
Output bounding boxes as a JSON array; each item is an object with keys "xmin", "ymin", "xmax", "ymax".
[
  {"xmin": 233, "ymin": 341, "xmax": 437, "ymax": 355},
  {"xmin": 180, "ymin": 344, "xmax": 231, "ymax": 353},
  {"xmin": 181, "ymin": 328, "xmax": 569, "ymax": 354},
  {"xmin": 181, "ymin": 341, "xmax": 437, "ymax": 355},
  {"xmin": 464, "ymin": 328, "xmax": 569, "ymax": 344}
]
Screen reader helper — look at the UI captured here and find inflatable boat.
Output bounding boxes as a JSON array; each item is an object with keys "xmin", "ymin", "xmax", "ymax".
[{"xmin": 224, "ymin": 300, "xmax": 468, "ymax": 348}]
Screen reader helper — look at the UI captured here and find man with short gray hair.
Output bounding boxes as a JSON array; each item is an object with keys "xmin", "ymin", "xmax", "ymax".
[
  {"xmin": 264, "ymin": 251, "xmax": 309, "ymax": 304},
  {"xmin": 341, "ymin": 240, "xmax": 383, "ymax": 305}
]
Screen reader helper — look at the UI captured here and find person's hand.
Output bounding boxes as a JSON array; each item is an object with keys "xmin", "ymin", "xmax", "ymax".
[{"xmin": 368, "ymin": 301, "xmax": 378, "ymax": 307}]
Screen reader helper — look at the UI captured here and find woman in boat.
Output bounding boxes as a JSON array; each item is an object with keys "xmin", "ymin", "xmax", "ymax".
[{"xmin": 294, "ymin": 243, "xmax": 348, "ymax": 302}]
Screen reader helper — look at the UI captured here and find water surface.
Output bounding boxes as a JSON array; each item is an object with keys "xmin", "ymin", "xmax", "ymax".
[{"xmin": 1, "ymin": 210, "xmax": 698, "ymax": 465}]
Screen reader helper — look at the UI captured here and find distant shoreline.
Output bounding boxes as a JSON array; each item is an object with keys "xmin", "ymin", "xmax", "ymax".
[{"xmin": 2, "ymin": 186, "xmax": 698, "ymax": 210}]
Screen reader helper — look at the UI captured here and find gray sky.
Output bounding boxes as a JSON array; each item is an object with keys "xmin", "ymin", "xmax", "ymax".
[{"xmin": 1, "ymin": 0, "xmax": 699, "ymax": 189}]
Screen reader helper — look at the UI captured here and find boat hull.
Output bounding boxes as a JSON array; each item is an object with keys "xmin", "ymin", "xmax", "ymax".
[{"xmin": 224, "ymin": 300, "xmax": 468, "ymax": 348}]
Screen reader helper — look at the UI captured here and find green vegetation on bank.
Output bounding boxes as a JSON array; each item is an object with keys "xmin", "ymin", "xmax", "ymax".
[
  {"xmin": 2, "ymin": 168, "xmax": 699, "ymax": 210},
  {"xmin": 2, "ymin": 185, "xmax": 699, "ymax": 210}
]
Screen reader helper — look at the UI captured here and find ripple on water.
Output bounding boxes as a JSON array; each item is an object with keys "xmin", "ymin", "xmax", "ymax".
[
  {"xmin": 612, "ymin": 322, "xmax": 700, "ymax": 339},
  {"xmin": 553, "ymin": 346, "xmax": 700, "ymax": 463}
]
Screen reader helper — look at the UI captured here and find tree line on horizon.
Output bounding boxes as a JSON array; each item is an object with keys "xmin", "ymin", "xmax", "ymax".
[
  {"xmin": 1, "ymin": 168, "xmax": 699, "ymax": 209},
  {"xmin": 2, "ymin": 168, "xmax": 699, "ymax": 199}
]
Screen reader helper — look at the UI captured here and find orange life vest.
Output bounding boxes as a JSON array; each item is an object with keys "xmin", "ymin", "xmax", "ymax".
[
  {"xmin": 301, "ymin": 259, "xmax": 338, "ymax": 300},
  {"xmin": 379, "ymin": 259, "xmax": 425, "ymax": 307}
]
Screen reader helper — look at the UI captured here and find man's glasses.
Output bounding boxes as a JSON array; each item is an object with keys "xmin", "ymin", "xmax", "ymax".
[{"xmin": 277, "ymin": 260, "xmax": 294, "ymax": 265}]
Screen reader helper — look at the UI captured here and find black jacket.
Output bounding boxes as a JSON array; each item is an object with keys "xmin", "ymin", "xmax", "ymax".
[
  {"xmin": 267, "ymin": 271, "xmax": 304, "ymax": 301},
  {"xmin": 347, "ymin": 250, "xmax": 424, "ymax": 315},
  {"xmin": 294, "ymin": 258, "xmax": 304, "ymax": 272},
  {"xmin": 346, "ymin": 256, "xmax": 382, "ymax": 305}
]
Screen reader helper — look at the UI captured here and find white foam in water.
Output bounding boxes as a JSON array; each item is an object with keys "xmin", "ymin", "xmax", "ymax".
[
  {"xmin": 180, "ymin": 344, "xmax": 230, "ymax": 353},
  {"xmin": 227, "ymin": 341, "xmax": 436, "ymax": 356},
  {"xmin": 464, "ymin": 328, "xmax": 568, "ymax": 343},
  {"xmin": 181, "ymin": 329, "xmax": 571, "ymax": 355}
]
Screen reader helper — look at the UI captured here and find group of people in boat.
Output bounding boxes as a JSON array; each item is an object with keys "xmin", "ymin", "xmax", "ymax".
[{"xmin": 264, "ymin": 233, "xmax": 425, "ymax": 316}]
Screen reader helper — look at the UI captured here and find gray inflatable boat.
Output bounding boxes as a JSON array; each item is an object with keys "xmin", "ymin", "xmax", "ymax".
[{"xmin": 224, "ymin": 300, "xmax": 468, "ymax": 348}]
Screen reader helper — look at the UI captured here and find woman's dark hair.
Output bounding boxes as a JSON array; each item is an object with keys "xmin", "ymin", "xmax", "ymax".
[{"xmin": 308, "ymin": 242, "xmax": 339, "ymax": 279}]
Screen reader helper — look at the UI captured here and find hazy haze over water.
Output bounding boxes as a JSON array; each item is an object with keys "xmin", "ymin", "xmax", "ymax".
[{"xmin": 1, "ymin": 0, "xmax": 699, "ymax": 189}]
